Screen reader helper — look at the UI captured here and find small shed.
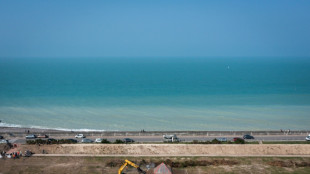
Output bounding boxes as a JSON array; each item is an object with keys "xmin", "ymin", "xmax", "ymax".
[{"xmin": 153, "ymin": 163, "xmax": 172, "ymax": 174}]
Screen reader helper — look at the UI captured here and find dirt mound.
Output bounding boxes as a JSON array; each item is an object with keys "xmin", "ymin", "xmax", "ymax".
[
  {"xmin": 104, "ymin": 158, "xmax": 239, "ymax": 168},
  {"xmin": 17, "ymin": 144, "xmax": 310, "ymax": 156},
  {"xmin": 106, "ymin": 159, "xmax": 125, "ymax": 167},
  {"xmin": 163, "ymin": 159, "xmax": 238, "ymax": 168},
  {"xmin": 268, "ymin": 160, "xmax": 310, "ymax": 168}
]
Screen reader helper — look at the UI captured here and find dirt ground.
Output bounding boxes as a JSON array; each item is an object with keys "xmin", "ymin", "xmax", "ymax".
[
  {"xmin": 1, "ymin": 156, "xmax": 310, "ymax": 174},
  {"xmin": 2, "ymin": 144, "xmax": 310, "ymax": 173},
  {"xmin": 13, "ymin": 144, "xmax": 310, "ymax": 156}
]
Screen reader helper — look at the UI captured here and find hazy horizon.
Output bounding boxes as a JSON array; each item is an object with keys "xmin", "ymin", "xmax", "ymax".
[{"xmin": 1, "ymin": 0, "xmax": 310, "ymax": 58}]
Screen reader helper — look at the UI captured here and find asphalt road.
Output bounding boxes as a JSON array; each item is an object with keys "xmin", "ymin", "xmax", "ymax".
[{"xmin": 8, "ymin": 135, "xmax": 309, "ymax": 144}]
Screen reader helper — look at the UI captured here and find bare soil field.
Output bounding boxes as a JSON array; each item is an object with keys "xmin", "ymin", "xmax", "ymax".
[
  {"xmin": 2, "ymin": 144, "xmax": 310, "ymax": 173},
  {"xmin": 14, "ymin": 144, "xmax": 310, "ymax": 156},
  {"xmin": 1, "ymin": 156, "xmax": 310, "ymax": 174}
]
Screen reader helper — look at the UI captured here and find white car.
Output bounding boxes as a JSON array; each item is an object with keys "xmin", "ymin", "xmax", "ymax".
[
  {"xmin": 306, "ymin": 136, "xmax": 310, "ymax": 141},
  {"xmin": 75, "ymin": 134, "xmax": 85, "ymax": 138},
  {"xmin": 95, "ymin": 138, "xmax": 103, "ymax": 143},
  {"xmin": 0, "ymin": 139, "xmax": 8, "ymax": 144}
]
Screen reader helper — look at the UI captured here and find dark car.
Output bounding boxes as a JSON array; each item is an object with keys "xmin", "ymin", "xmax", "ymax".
[
  {"xmin": 123, "ymin": 138, "xmax": 135, "ymax": 143},
  {"xmin": 26, "ymin": 134, "xmax": 37, "ymax": 139},
  {"xmin": 81, "ymin": 138, "xmax": 94, "ymax": 143},
  {"xmin": 243, "ymin": 135, "xmax": 254, "ymax": 139},
  {"xmin": 0, "ymin": 135, "xmax": 3, "ymax": 139}
]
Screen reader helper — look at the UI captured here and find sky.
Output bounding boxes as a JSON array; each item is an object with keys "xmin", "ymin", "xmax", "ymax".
[{"xmin": 0, "ymin": 0, "xmax": 310, "ymax": 58}]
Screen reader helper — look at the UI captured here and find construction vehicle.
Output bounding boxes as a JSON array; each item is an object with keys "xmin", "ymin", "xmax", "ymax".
[
  {"xmin": 118, "ymin": 159, "xmax": 146, "ymax": 174},
  {"xmin": 163, "ymin": 134, "xmax": 180, "ymax": 142}
]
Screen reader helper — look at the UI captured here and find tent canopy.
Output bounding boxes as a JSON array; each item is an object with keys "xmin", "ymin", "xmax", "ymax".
[{"xmin": 153, "ymin": 163, "xmax": 172, "ymax": 174}]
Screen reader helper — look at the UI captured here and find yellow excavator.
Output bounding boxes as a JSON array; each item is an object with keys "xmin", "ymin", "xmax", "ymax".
[{"xmin": 118, "ymin": 159, "xmax": 146, "ymax": 174}]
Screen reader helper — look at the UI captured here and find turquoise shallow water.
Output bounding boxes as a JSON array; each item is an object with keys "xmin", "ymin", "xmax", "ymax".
[{"xmin": 0, "ymin": 58, "xmax": 310, "ymax": 131}]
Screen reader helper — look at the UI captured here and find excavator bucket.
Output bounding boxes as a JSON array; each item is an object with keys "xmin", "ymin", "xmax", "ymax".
[{"xmin": 137, "ymin": 167, "xmax": 146, "ymax": 174}]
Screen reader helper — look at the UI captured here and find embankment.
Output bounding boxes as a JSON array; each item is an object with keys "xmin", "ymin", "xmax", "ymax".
[{"xmin": 17, "ymin": 144, "xmax": 310, "ymax": 156}]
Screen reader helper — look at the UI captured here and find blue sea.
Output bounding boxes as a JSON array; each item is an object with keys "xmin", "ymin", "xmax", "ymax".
[{"xmin": 0, "ymin": 57, "xmax": 310, "ymax": 131}]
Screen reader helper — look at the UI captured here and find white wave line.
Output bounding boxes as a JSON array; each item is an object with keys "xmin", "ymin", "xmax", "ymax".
[{"xmin": 0, "ymin": 122, "xmax": 108, "ymax": 132}]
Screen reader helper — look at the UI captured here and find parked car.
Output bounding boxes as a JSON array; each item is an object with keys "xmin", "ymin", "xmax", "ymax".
[
  {"xmin": 0, "ymin": 135, "xmax": 3, "ymax": 139},
  {"xmin": 26, "ymin": 134, "xmax": 37, "ymax": 139},
  {"xmin": 37, "ymin": 134, "xmax": 49, "ymax": 138},
  {"xmin": 123, "ymin": 138, "xmax": 135, "ymax": 143},
  {"xmin": 306, "ymin": 136, "xmax": 310, "ymax": 141},
  {"xmin": 0, "ymin": 139, "xmax": 9, "ymax": 144},
  {"xmin": 243, "ymin": 135, "xmax": 254, "ymax": 139},
  {"xmin": 95, "ymin": 138, "xmax": 103, "ymax": 143},
  {"xmin": 216, "ymin": 138, "xmax": 227, "ymax": 142},
  {"xmin": 81, "ymin": 138, "xmax": 94, "ymax": 143},
  {"xmin": 163, "ymin": 134, "xmax": 180, "ymax": 142},
  {"xmin": 75, "ymin": 134, "xmax": 85, "ymax": 138}
]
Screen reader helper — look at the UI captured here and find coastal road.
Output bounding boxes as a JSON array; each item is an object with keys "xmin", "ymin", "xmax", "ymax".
[{"xmin": 8, "ymin": 135, "xmax": 308, "ymax": 144}]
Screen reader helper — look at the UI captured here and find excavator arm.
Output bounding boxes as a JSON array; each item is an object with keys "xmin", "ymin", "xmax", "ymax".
[
  {"xmin": 118, "ymin": 162, "xmax": 128, "ymax": 174},
  {"xmin": 118, "ymin": 159, "xmax": 146, "ymax": 174}
]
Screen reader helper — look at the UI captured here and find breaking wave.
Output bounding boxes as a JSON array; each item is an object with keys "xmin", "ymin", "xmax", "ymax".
[{"xmin": 0, "ymin": 122, "xmax": 107, "ymax": 132}]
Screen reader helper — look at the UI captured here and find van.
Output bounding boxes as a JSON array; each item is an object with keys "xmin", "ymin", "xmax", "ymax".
[{"xmin": 26, "ymin": 134, "xmax": 37, "ymax": 139}]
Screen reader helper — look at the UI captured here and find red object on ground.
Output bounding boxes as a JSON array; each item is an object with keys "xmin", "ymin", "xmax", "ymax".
[{"xmin": 233, "ymin": 137, "xmax": 243, "ymax": 142}]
